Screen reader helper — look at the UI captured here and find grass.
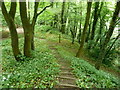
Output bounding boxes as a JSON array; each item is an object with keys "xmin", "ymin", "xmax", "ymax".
[
  {"xmin": 1, "ymin": 37, "xmax": 60, "ymax": 88},
  {"xmin": 44, "ymin": 33, "xmax": 119, "ymax": 88},
  {"xmin": 54, "ymin": 43, "xmax": 119, "ymax": 88},
  {"xmin": 1, "ymin": 27, "xmax": 120, "ymax": 88}
]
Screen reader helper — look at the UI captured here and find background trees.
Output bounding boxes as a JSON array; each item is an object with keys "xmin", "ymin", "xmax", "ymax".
[
  {"xmin": 95, "ymin": 1, "xmax": 120, "ymax": 70},
  {"xmin": 1, "ymin": 0, "xmax": 120, "ymax": 88},
  {"xmin": 76, "ymin": 2, "xmax": 92, "ymax": 57},
  {"xmin": 1, "ymin": 1, "xmax": 119, "ymax": 70}
]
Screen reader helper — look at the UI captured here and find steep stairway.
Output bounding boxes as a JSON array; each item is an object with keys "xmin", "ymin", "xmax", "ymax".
[{"xmin": 49, "ymin": 45, "xmax": 79, "ymax": 88}]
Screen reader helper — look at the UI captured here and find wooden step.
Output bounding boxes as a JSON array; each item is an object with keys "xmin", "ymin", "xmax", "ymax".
[
  {"xmin": 60, "ymin": 67, "xmax": 73, "ymax": 70},
  {"xmin": 60, "ymin": 72, "xmax": 73, "ymax": 74},
  {"xmin": 57, "ymin": 76, "xmax": 76, "ymax": 80},
  {"xmin": 58, "ymin": 83, "xmax": 79, "ymax": 88},
  {"xmin": 60, "ymin": 72, "xmax": 74, "ymax": 76}
]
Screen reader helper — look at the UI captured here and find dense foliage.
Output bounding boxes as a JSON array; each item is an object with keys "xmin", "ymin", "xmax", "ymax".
[
  {"xmin": 1, "ymin": 0, "xmax": 120, "ymax": 88},
  {"xmin": 54, "ymin": 41, "xmax": 119, "ymax": 88},
  {"xmin": 1, "ymin": 38, "xmax": 60, "ymax": 88}
]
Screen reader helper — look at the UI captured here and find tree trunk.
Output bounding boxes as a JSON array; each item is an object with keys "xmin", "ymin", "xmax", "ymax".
[
  {"xmin": 19, "ymin": 2, "xmax": 32, "ymax": 57},
  {"xmin": 30, "ymin": 1, "xmax": 51, "ymax": 50},
  {"xmin": 24, "ymin": 28, "xmax": 32, "ymax": 57},
  {"xmin": 1, "ymin": 2, "xmax": 21, "ymax": 61},
  {"xmin": 60, "ymin": 0, "xmax": 66, "ymax": 34},
  {"xmin": 94, "ymin": 14, "xmax": 104, "ymax": 47},
  {"xmin": 31, "ymin": 2, "xmax": 39, "ymax": 50},
  {"xmin": 95, "ymin": 2, "xmax": 120, "ymax": 70},
  {"xmin": 105, "ymin": 33, "xmax": 120, "ymax": 59},
  {"xmin": 85, "ymin": 22, "xmax": 91, "ymax": 43},
  {"xmin": 76, "ymin": 2, "xmax": 92, "ymax": 57},
  {"xmin": 90, "ymin": 2, "xmax": 99, "ymax": 40},
  {"xmin": 78, "ymin": 2, "xmax": 82, "ymax": 43}
]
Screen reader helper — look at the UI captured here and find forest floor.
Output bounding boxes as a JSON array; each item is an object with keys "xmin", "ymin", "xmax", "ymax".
[
  {"xmin": 1, "ymin": 28, "xmax": 120, "ymax": 78},
  {"xmin": 1, "ymin": 27, "xmax": 120, "ymax": 88},
  {"xmin": 43, "ymin": 33, "xmax": 120, "ymax": 79}
]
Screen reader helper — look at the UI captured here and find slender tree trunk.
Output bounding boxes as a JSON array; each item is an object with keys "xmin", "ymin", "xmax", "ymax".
[
  {"xmin": 1, "ymin": 2, "xmax": 21, "ymax": 61},
  {"xmin": 28, "ymin": 1, "xmax": 30, "ymax": 21},
  {"xmin": 95, "ymin": 2, "xmax": 120, "ymax": 70},
  {"xmin": 105, "ymin": 33, "xmax": 120, "ymax": 58},
  {"xmin": 30, "ymin": 2, "xmax": 51, "ymax": 50},
  {"xmin": 90, "ymin": 2, "xmax": 99, "ymax": 40},
  {"xmin": 76, "ymin": 2, "xmax": 92, "ymax": 57},
  {"xmin": 95, "ymin": 14, "xmax": 104, "ymax": 47},
  {"xmin": 31, "ymin": 2, "xmax": 39, "ymax": 50},
  {"xmin": 78, "ymin": 2, "xmax": 82, "ymax": 43},
  {"xmin": 60, "ymin": 0, "xmax": 66, "ymax": 34},
  {"xmin": 78, "ymin": 21, "xmax": 81, "ymax": 43},
  {"xmin": 70, "ymin": 29, "xmax": 75, "ymax": 44},
  {"xmin": 94, "ymin": 17, "xmax": 102, "ymax": 46}
]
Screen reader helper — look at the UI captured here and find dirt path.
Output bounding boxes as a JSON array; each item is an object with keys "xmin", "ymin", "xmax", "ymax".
[{"xmin": 48, "ymin": 43, "xmax": 79, "ymax": 88}]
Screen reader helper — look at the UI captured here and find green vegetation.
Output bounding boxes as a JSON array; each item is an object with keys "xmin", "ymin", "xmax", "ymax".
[
  {"xmin": 52, "ymin": 37, "xmax": 119, "ymax": 88},
  {"xmin": 72, "ymin": 58, "xmax": 119, "ymax": 88},
  {"xmin": 1, "ymin": 0, "xmax": 120, "ymax": 89},
  {"xmin": 1, "ymin": 38, "xmax": 60, "ymax": 88}
]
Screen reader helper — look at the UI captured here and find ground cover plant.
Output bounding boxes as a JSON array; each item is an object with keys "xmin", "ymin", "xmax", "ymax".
[
  {"xmin": 1, "ymin": 0, "xmax": 120, "ymax": 88},
  {"xmin": 1, "ymin": 38, "xmax": 60, "ymax": 88}
]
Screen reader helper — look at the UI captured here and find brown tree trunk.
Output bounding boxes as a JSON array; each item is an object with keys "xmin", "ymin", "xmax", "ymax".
[
  {"xmin": 31, "ymin": 2, "xmax": 39, "ymax": 50},
  {"xmin": 105, "ymin": 34, "xmax": 120, "ymax": 58},
  {"xmin": 24, "ymin": 28, "xmax": 32, "ymax": 57},
  {"xmin": 60, "ymin": 0, "xmax": 66, "ymax": 34},
  {"xmin": 30, "ymin": 1, "xmax": 51, "ymax": 50},
  {"xmin": 95, "ymin": 2, "xmax": 120, "ymax": 70},
  {"xmin": 78, "ymin": 2, "xmax": 82, "ymax": 44},
  {"xmin": 19, "ymin": 2, "xmax": 32, "ymax": 57},
  {"xmin": 76, "ymin": 2, "xmax": 92, "ymax": 57},
  {"xmin": 1, "ymin": 2, "xmax": 21, "ymax": 61},
  {"xmin": 90, "ymin": 2, "xmax": 99, "ymax": 40}
]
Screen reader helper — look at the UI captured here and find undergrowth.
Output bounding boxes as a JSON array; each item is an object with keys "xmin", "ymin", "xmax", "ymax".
[
  {"xmin": 1, "ymin": 38, "xmax": 60, "ymax": 88},
  {"xmin": 55, "ymin": 45, "xmax": 120, "ymax": 88}
]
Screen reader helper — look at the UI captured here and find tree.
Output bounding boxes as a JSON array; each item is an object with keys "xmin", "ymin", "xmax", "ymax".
[
  {"xmin": 31, "ymin": 1, "xmax": 51, "ymax": 50},
  {"xmin": 60, "ymin": 0, "xmax": 66, "ymax": 34},
  {"xmin": 1, "ymin": 0, "xmax": 51, "ymax": 59},
  {"xmin": 19, "ymin": 2, "xmax": 32, "ymax": 57},
  {"xmin": 76, "ymin": 2, "xmax": 92, "ymax": 57},
  {"xmin": 1, "ymin": 1, "xmax": 21, "ymax": 61},
  {"xmin": 90, "ymin": 2, "xmax": 100, "ymax": 40},
  {"xmin": 70, "ymin": 5, "xmax": 78, "ymax": 44},
  {"xmin": 19, "ymin": 1, "xmax": 51, "ymax": 57},
  {"xmin": 77, "ymin": 2, "xmax": 82, "ymax": 44},
  {"xmin": 95, "ymin": 1, "xmax": 120, "ymax": 70}
]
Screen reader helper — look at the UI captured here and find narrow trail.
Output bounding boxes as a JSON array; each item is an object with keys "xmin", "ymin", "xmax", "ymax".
[{"xmin": 49, "ymin": 44, "xmax": 79, "ymax": 88}]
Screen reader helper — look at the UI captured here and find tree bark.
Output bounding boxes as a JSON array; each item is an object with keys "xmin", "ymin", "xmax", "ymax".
[
  {"xmin": 90, "ymin": 2, "xmax": 99, "ymax": 40},
  {"xmin": 77, "ymin": 2, "xmax": 84, "ymax": 44},
  {"xmin": 1, "ymin": 2, "xmax": 21, "ymax": 61},
  {"xmin": 76, "ymin": 2, "xmax": 92, "ymax": 57},
  {"xmin": 77, "ymin": 3, "xmax": 82, "ymax": 44},
  {"xmin": 31, "ymin": 2, "xmax": 51, "ymax": 50},
  {"xmin": 95, "ymin": 2, "xmax": 120, "ymax": 70},
  {"xmin": 19, "ymin": 2, "xmax": 32, "ymax": 57},
  {"xmin": 60, "ymin": 0, "xmax": 66, "ymax": 34},
  {"xmin": 105, "ymin": 33, "xmax": 120, "ymax": 58}
]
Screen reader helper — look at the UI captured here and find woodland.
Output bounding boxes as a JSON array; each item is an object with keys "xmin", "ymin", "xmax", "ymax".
[{"xmin": 0, "ymin": 0, "xmax": 120, "ymax": 88}]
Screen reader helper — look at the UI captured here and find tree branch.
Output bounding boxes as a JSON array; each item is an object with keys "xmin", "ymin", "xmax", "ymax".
[
  {"xmin": 9, "ymin": 1, "xmax": 17, "ymax": 20},
  {"xmin": 19, "ymin": 2, "xmax": 30, "ymax": 29},
  {"xmin": 31, "ymin": 1, "xmax": 39, "ymax": 27},
  {"xmin": 36, "ymin": 4, "xmax": 51, "ymax": 17}
]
